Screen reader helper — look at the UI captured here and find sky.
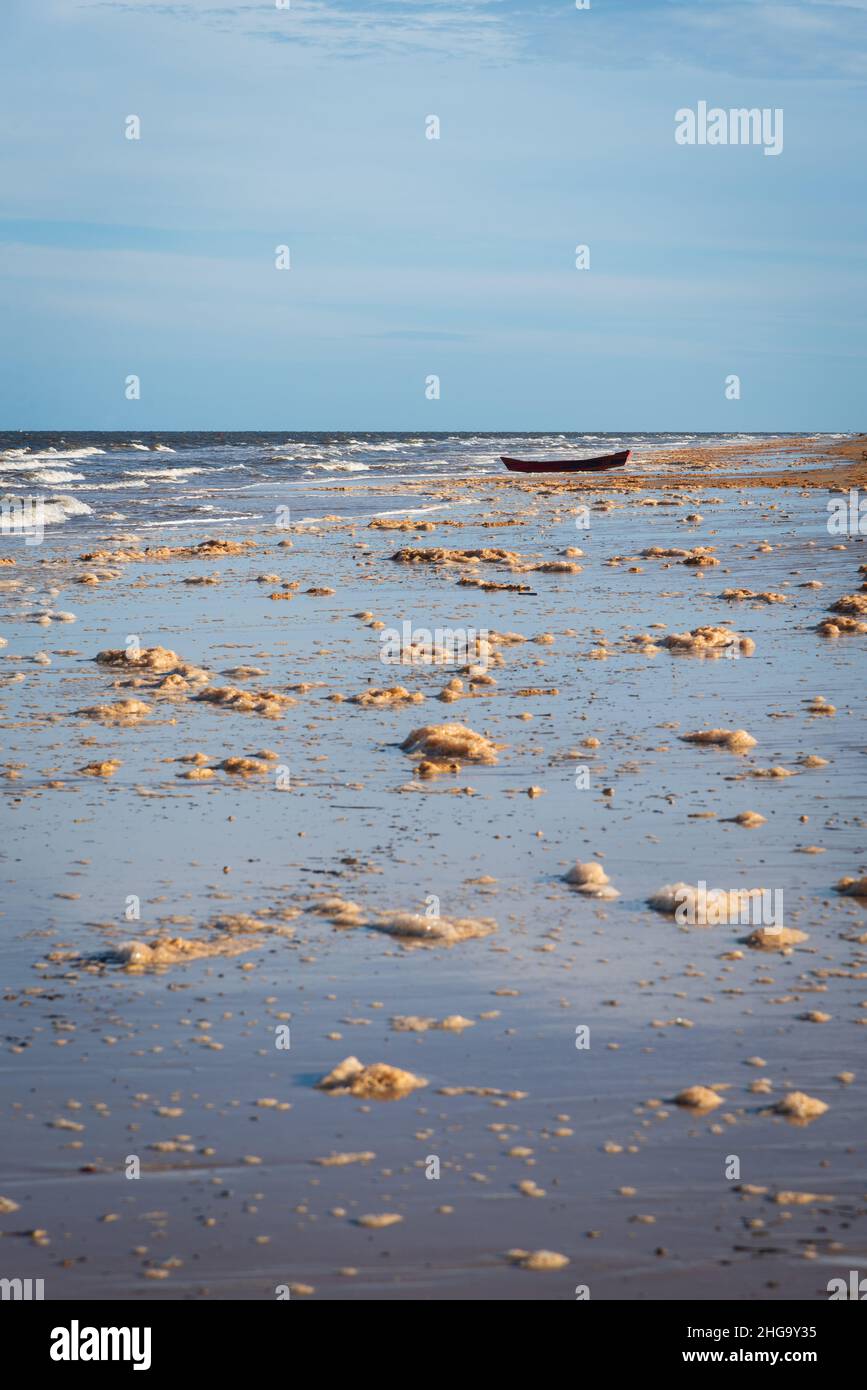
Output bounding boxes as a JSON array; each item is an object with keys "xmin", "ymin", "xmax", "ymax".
[{"xmin": 0, "ymin": 0, "xmax": 865, "ymax": 431}]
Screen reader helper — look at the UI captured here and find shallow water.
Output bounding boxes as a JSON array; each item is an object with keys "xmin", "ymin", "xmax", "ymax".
[{"xmin": 1, "ymin": 446, "xmax": 865, "ymax": 1299}]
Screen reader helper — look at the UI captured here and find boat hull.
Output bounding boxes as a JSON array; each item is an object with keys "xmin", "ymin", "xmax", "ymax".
[{"xmin": 501, "ymin": 450, "xmax": 631, "ymax": 474}]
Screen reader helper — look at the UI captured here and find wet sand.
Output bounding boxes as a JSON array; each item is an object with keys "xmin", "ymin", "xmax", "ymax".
[{"xmin": 1, "ymin": 435, "xmax": 866, "ymax": 1300}]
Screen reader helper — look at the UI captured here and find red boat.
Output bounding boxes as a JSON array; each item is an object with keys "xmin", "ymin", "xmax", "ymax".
[{"xmin": 501, "ymin": 449, "xmax": 630, "ymax": 474}]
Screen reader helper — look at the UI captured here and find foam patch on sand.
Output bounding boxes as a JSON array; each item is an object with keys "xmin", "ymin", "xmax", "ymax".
[
  {"xmin": 315, "ymin": 1057, "xmax": 427, "ymax": 1100},
  {"xmin": 660, "ymin": 626, "xmax": 755, "ymax": 657},
  {"xmin": 648, "ymin": 882, "xmax": 775, "ymax": 925},
  {"xmin": 400, "ymin": 723, "xmax": 503, "ymax": 769},
  {"xmin": 681, "ymin": 727, "xmax": 757, "ymax": 754},
  {"xmin": 371, "ymin": 910, "xmax": 497, "ymax": 947}
]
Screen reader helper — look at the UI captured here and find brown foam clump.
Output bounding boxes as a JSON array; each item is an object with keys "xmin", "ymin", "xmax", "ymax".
[
  {"xmin": 309, "ymin": 896, "xmax": 367, "ymax": 926},
  {"xmin": 675, "ymin": 1085, "xmax": 724, "ymax": 1111},
  {"xmin": 401, "ymin": 723, "xmax": 502, "ymax": 766},
  {"xmin": 312, "ymin": 1152, "xmax": 376, "ymax": 1166},
  {"xmin": 80, "ymin": 537, "xmax": 257, "ymax": 563},
  {"xmin": 648, "ymin": 883, "xmax": 770, "ymax": 925},
  {"xmin": 661, "ymin": 626, "xmax": 755, "ymax": 657},
  {"xmin": 114, "ymin": 936, "xmax": 254, "ymax": 969},
  {"xmin": 526, "ymin": 560, "xmax": 582, "ymax": 574},
  {"xmin": 350, "ymin": 686, "xmax": 424, "ymax": 706},
  {"xmin": 563, "ymin": 861, "xmax": 619, "ymax": 899},
  {"xmin": 96, "ymin": 645, "xmax": 181, "ymax": 672},
  {"xmin": 836, "ymin": 875, "xmax": 867, "ymax": 899},
  {"xmin": 817, "ymin": 614, "xmax": 867, "ymax": 636},
  {"xmin": 745, "ymin": 926, "xmax": 808, "ymax": 950},
  {"xmin": 195, "ymin": 686, "xmax": 296, "ymax": 718},
  {"xmin": 775, "ymin": 1091, "xmax": 828, "ymax": 1121},
  {"xmin": 217, "ymin": 756, "xmax": 272, "ymax": 776},
  {"xmin": 747, "ymin": 765, "xmax": 795, "ymax": 778},
  {"xmin": 832, "ymin": 592, "xmax": 867, "ymax": 615},
  {"xmin": 458, "ymin": 577, "xmax": 531, "ymax": 593},
  {"xmin": 731, "ymin": 811, "xmax": 766, "ymax": 827},
  {"xmin": 773, "ymin": 1191, "xmax": 833, "ymax": 1206},
  {"xmin": 720, "ymin": 589, "xmax": 786, "ymax": 603},
  {"xmin": 356, "ymin": 1213, "xmax": 403, "ymax": 1228},
  {"xmin": 807, "ymin": 694, "xmax": 835, "ymax": 716},
  {"xmin": 506, "ymin": 1249, "xmax": 569, "ymax": 1271},
  {"xmin": 76, "ymin": 699, "xmax": 152, "ymax": 725},
  {"xmin": 390, "ymin": 1015, "xmax": 475, "ymax": 1032},
  {"xmin": 371, "ymin": 911, "xmax": 497, "ymax": 947},
  {"xmin": 681, "ymin": 727, "xmax": 757, "ymax": 754},
  {"xmin": 641, "ymin": 545, "xmax": 719, "ymax": 567},
  {"xmin": 369, "ymin": 516, "xmax": 436, "ymax": 531},
  {"xmin": 315, "ymin": 1056, "xmax": 427, "ymax": 1100},
  {"xmin": 80, "ymin": 759, "xmax": 122, "ymax": 778},
  {"xmin": 391, "ymin": 546, "xmax": 520, "ymax": 567},
  {"xmin": 799, "ymin": 754, "xmax": 828, "ymax": 768}
]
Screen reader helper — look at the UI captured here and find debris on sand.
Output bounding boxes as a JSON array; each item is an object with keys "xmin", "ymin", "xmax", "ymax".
[
  {"xmin": 96, "ymin": 645, "xmax": 183, "ymax": 672},
  {"xmin": 773, "ymin": 1191, "xmax": 833, "ymax": 1206},
  {"xmin": 356, "ymin": 1213, "xmax": 403, "ymax": 1228},
  {"xmin": 401, "ymin": 723, "xmax": 503, "ymax": 767},
  {"xmin": 350, "ymin": 686, "xmax": 424, "ymax": 706},
  {"xmin": 309, "ymin": 896, "xmax": 367, "ymax": 927},
  {"xmin": 681, "ymin": 727, "xmax": 757, "ymax": 754},
  {"xmin": 315, "ymin": 1057, "xmax": 427, "ymax": 1101},
  {"xmin": 194, "ymin": 686, "xmax": 296, "ymax": 718},
  {"xmin": 506, "ymin": 1249, "xmax": 569, "ymax": 1271},
  {"xmin": 563, "ymin": 861, "xmax": 619, "ymax": 898},
  {"xmin": 437, "ymin": 1084, "xmax": 527, "ymax": 1099},
  {"xmin": 76, "ymin": 699, "xmax": 152, "ymax": 725},
  {"xmin": 80, "ymin": 759, "xmax": 122, "ymax": 778},
  {"xmin": 369, "ymin": 516, "xmax": 436, "ymax": 531},
  {"xmin": 720, "ymin": 589, "xmax": 786, "ymax": 604},
  {"xmin": 836, "ymin": 875, "xmax": 867, "ymax": 899},
  {"xmin": 112, "ymin": 936, "xmax": 255, "ymax": 969},
  {"xmin": 831, "ymin": 592, "xmax": 867, "ymax": 615},
  {"xmin": 807, "ymin": 694, "xmax": 835, "ymax": 716},
  {"xmin": 661, "ymin": 626, "xmax": 755, "ymax": 658},
  {"xmin": 774, "ymin": 1092, "xmax": 828, "ymax": 1122},
  {"xmin": 217, "ymin": 756, "xmax": 272, "ymax": 776},
  {"xmin": 818, "ymin": 614, "xmax": 867, "ymax": 637},
  {"xmin": 390, "ymin": 1014, "xmax": 475, "ymax": 1032},
  {"xmin": 371, "ymin": 911, "xmax": 497, "ymax": 947},
  {"xmin": 458, "ymin": 576, "xmax": 532, "ymax": 594},
  {"xmin": 641, "ymin": 545, "xmax": 719, "ymax": 567},
  {"xmin": 730, "ymin": 811, "xmax": 766, "ymax": 828},
  {"xmin": 648, "ymin": 883, "xmax": 769, "ymax": 925},
  {"xmin": 391, "ymin": 546, "xmax": 521, "ymax": 568},
  {"xmin": 674, "ymin": 1086, "xmax": 724, "ymax": 1111},
  {"xmin": 312, "ymin": 1152, "xmax": 376, "ymax": 1167},
  {"xmin": 81, "ymin": 537, "xmax": 257, "ymax": 563},
  {"xmin": 744, "ymin": 926, "xmax": 809, "ymax": 950},
  {"xmin": 525, "ymin": 560, "xmax": 582, "ymax": 574}
]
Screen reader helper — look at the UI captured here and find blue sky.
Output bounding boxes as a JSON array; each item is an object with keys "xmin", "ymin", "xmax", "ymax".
[{"xmin": 1, "ymin": 0, "xmax": 865, "ymax": 430}]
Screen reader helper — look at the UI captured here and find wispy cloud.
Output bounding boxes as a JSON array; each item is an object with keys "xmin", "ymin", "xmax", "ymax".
[{"xmin": 76, "ymin": 0, "xmax": 522, "ymax": 63}]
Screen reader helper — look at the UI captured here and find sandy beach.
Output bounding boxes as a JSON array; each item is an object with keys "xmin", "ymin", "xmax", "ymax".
[{"xmin": 1, "ymin": 432, "xmax": 865, "ymax": 1301}]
